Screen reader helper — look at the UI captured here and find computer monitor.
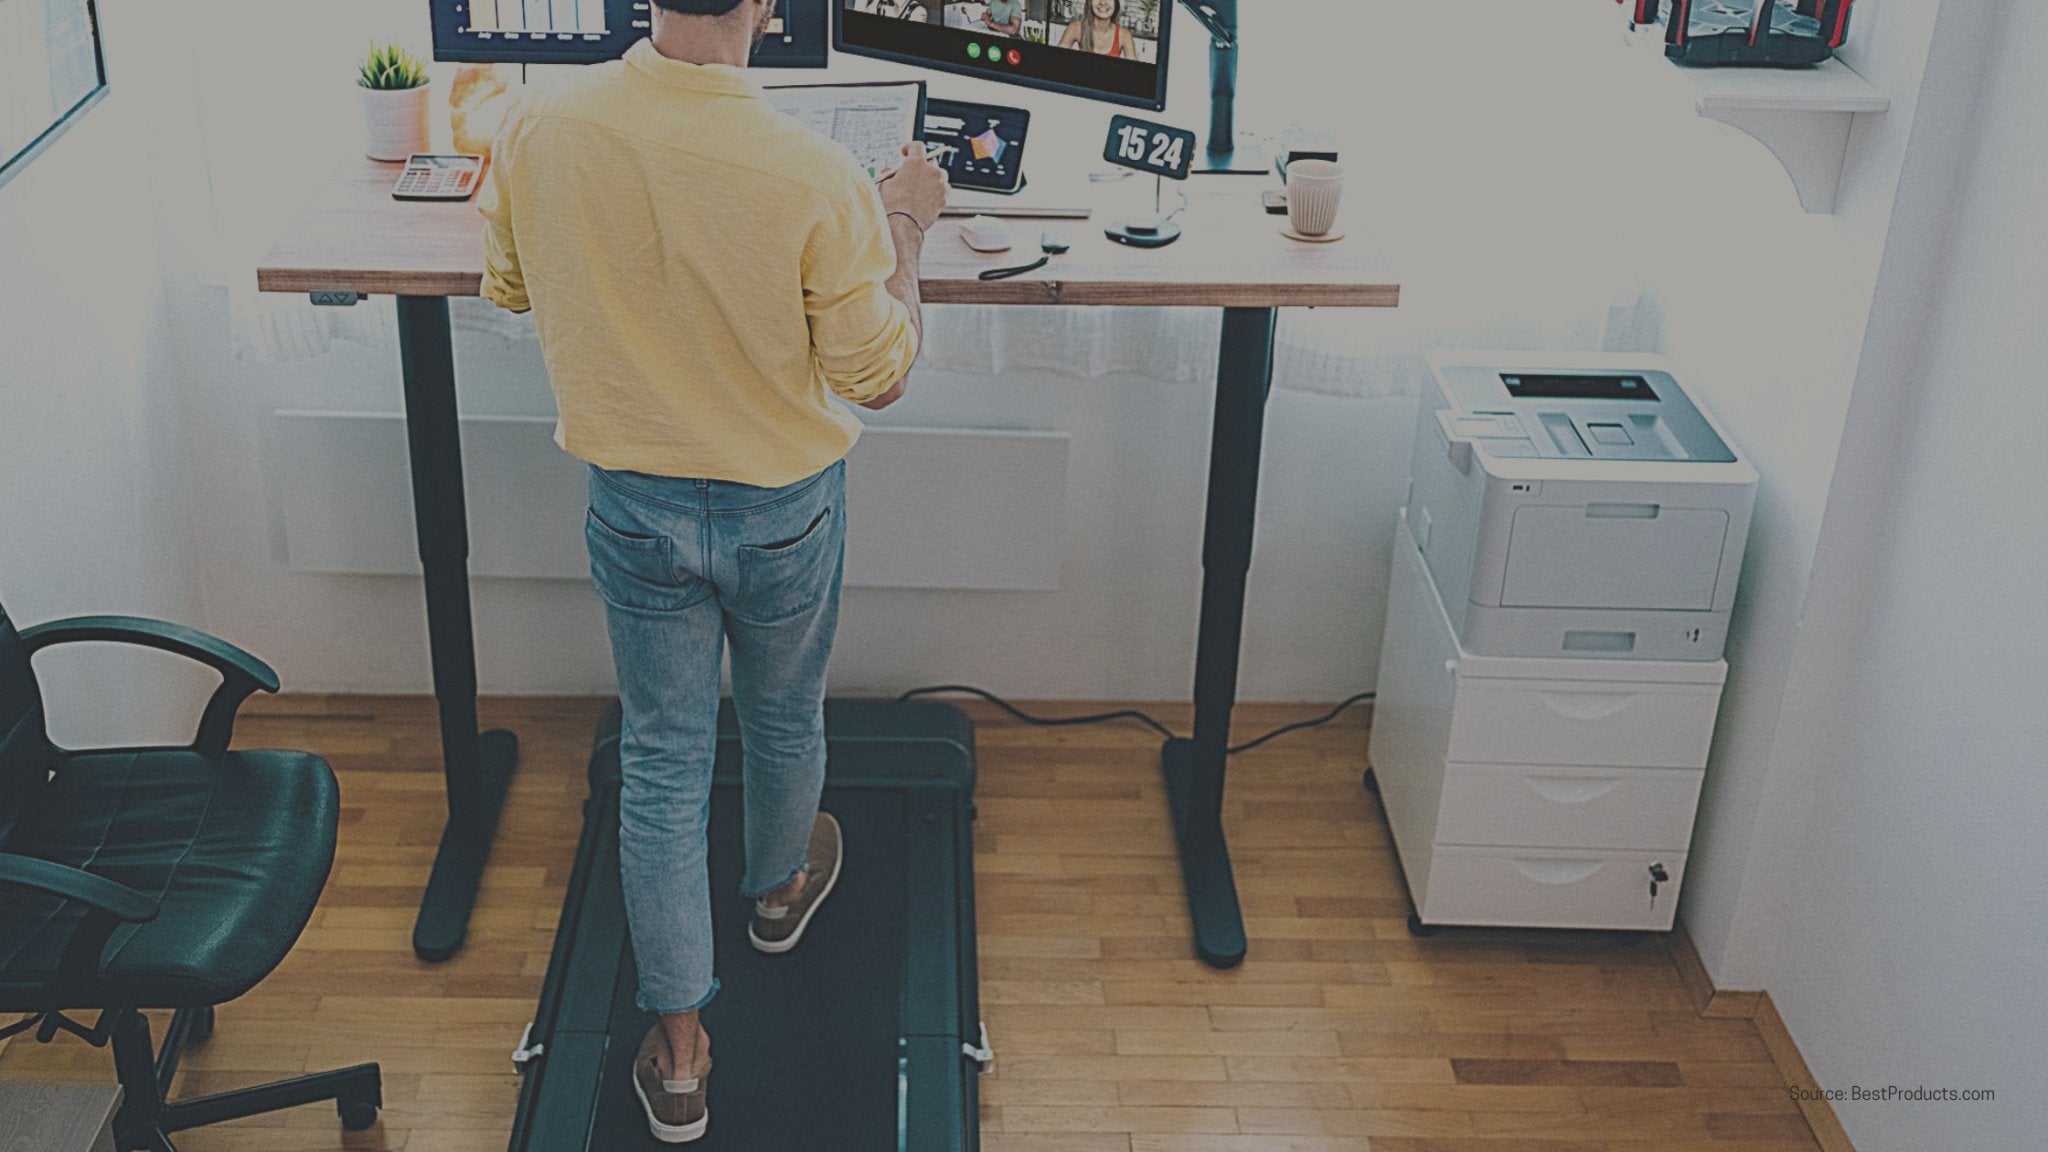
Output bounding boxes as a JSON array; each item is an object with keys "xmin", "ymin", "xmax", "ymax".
[
  {"xmin": 432, "ymin": 0, "xmax": 829, "ymax": 67},
  {"xmin": 836, "ymin": 0, "xmax": 1171, "ymax": 111}
]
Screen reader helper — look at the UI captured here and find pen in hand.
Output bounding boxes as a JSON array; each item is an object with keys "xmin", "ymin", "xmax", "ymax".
[{"xmin": 877, "ymin": 143, "xmax": 950, "ymax": 182}]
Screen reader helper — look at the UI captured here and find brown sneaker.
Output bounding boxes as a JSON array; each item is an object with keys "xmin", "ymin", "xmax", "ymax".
[
  {"xmin": 748, "ymin": 812, "xmax": 842, "ymax": 954},
  {"xmin": 632, "ymin": 1026, "xmax": 709, "ymax": 1144}
]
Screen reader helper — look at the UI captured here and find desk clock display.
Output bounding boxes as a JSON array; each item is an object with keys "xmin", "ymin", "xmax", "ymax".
[
  {"xmin": 1104, "ymin": 115, "xmax": 1196, "ymax": 181},
  {"xmin": 1101, "ymin": 115, "xmax": 1197, "ymax": 248}
]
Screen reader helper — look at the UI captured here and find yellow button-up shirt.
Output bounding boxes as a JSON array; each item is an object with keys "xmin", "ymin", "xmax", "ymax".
[{"xmin": 479, "ymin": 39, "xmax": 917, "ymax": 488}]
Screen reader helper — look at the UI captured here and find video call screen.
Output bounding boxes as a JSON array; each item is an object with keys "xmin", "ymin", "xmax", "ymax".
[{"xmin": 837, "ymin": 0, "xmax": 1170, "ymax": 110}]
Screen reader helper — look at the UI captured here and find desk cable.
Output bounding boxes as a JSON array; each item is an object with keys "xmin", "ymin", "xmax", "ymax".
[{"xmin": 893, "ymin": 686, "xmax": 1375, "ymax": 756}]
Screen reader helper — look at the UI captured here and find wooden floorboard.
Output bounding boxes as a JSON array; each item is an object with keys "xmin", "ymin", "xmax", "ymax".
[{"xmin": 0, "ymin": 696, "xmax": 1822, "ymax": 1151}]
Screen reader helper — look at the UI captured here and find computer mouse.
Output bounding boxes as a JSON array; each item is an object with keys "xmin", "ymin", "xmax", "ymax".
[{"xmin": 961, "ymin": 216, "xmax": 1015, "ymax": 253}]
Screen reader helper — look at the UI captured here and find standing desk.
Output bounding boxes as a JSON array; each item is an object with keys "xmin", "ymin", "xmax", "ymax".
[{"xmin": 258, "ymin": 157, "xmax": 1400, "ymax": 969}]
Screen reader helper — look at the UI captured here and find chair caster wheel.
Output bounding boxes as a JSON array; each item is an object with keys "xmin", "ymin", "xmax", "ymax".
[
  {"xmin": 1407, "ymin": 911, "xmax": 1436, "ymax": 938},
  {"xmin": 1362, "ymin": 767, "xmax": 1379, "ymax": 795},
  {"xmin": 339, "ymin": 1101, "xmax": 380, "ymax": 1132},
  {"xmin": 188, "ymin": 1006, "xmax": 214, "ymax": 1045}
]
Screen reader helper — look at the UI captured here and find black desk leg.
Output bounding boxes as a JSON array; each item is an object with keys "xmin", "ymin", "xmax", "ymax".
[
  {"xmin": 1161, "ymin": 306, "xmax": 1278, "ymax": 971},
  {"xmin": 396, "ymin": 294, "xmax": 520, "ymax": 962}
]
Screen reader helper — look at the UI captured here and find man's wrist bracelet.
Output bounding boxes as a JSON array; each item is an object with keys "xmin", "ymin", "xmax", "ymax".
[{"xmin": 888, "ymin": 211, "xmax": 928, "ymax": 235}]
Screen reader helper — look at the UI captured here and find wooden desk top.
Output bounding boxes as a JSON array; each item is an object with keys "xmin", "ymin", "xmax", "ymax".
[{"xmin": 258, "ymin": 159, "xmax": 1399, "ymax": 309}]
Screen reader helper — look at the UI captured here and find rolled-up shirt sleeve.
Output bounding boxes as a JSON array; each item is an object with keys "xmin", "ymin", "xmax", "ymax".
[
  {"xmin": 802, "ymin": 168, "xmax": 918, "ymax": 404},
  {"xmin": 478, "ymin": 117, "xmax": 530, "ymax": 314}
]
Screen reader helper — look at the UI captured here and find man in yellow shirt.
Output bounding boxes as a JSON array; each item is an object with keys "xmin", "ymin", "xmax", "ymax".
[{"xmin": 479, "ymin": 0, "xmax": 948, "ymax": 1142}]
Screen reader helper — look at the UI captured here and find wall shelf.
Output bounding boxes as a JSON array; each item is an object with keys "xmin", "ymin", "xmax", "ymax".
[{"xmin": 1624, "ymin": 27, "xmax": 1888, "ymax": 213}]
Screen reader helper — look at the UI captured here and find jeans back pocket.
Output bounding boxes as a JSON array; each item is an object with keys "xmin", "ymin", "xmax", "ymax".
[
  {"xmin": 587, "ymin": 508, "xmax": 698, "ymax": 612},
  {"xmin": 734, "ymin": 504, "xmax": 841, "ymax": 625}
]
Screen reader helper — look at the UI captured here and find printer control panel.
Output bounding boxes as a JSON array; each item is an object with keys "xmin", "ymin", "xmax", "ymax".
[{"xmin": 1439, "ymin": 368, "xmax": 1737, "ymax": 465}]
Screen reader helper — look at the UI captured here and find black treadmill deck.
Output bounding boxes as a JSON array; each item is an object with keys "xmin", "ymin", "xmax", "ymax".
[{"xmin": 510, "ymin": 700, "xmax": 980, "ymax": 1152}]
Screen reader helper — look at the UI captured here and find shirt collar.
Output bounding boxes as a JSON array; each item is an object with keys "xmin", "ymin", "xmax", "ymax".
[{"xmin": 625, "ymin": 38, "xmax": 761, "ymax": 99}]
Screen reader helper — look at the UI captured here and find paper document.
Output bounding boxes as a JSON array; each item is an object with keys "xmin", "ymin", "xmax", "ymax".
[{"xmin": 764, "ymin": 81, "xmax": 924, "ymax": 181}]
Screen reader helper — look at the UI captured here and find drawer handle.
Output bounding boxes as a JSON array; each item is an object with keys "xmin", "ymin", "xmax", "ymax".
[
  {"xmin": 1510, "ymin": 859, "xmax": 1605, "ymax": 885},
  {"xmin": 1536, "ymin": 691, "xmax": 1635, "ymax": 721},
  {"xmin": 1526, "ymin": 777, "xmax": 1623, "ymax": 805}
]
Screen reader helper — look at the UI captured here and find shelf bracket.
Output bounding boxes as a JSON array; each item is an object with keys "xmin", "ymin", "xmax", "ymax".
[
  {"xmin": 1697, "ymin": 105, "xmax": 1858, "ymax": 214},
  {"xmin": 1623, "ymin": 27, "xmax": 1889, "ymax": 215}
]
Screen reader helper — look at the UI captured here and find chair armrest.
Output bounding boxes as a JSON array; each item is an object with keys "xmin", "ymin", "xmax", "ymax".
[
  {"xmin": 0, "ymin": 853, "xmax": 158, "ymax": 924},
  {"xmin": 19, "ymin": 616, "xmax": 280, "ymax": 756}
]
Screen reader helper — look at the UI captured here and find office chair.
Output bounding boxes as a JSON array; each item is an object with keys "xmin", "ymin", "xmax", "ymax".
[{"xmin": 0, "ymin": 603, "xmax": 380, "ymax": 1151}]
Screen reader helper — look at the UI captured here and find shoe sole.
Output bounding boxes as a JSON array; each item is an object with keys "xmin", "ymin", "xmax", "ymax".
[
  {"xmin": 748, "ymin": 832, "xmax": 843, "ymax": 955},
  {"xmin": 633, "ymin": 1071, "xmax": 709, "ymax": 1144}
]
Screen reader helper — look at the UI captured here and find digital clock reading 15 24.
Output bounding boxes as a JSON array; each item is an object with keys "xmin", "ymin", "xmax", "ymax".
[{"xmin": 1104, "ymin": 115, "xmax": 1196, "ymax": 181}]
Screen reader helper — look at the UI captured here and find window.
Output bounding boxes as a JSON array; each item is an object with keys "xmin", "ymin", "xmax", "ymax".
[{"xmin": 0, "ymin": 0, "xmax": 109, "ymax": 190}]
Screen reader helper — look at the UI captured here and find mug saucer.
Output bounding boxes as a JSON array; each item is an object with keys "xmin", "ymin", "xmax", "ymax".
[{"xmin": 1281, "ymin": 224, "xmax": 1346, "ymax": 244}]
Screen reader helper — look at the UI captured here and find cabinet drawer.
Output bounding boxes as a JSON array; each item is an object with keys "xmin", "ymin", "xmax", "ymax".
[
  {"xmin": 1419, "ymin": 847, "xmax": 1686, "ymax": 931},
  {"xmin": 1435, "ymin": 765, "xmax": 1704, "ymax": 850},
  {"xmin": 1448, "ymin": 677, "xmax": 1721, "ymax": 768}
]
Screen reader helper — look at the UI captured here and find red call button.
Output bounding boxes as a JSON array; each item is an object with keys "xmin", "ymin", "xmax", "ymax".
[{"xmin": 1006, "ymin": 48, "xmax": 1022, "ymax": 65}]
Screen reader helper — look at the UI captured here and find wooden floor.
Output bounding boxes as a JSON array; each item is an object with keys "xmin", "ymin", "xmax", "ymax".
[{"xmin": 0, "ymin": 695, "xmax": 1823, "ymax": 1152}]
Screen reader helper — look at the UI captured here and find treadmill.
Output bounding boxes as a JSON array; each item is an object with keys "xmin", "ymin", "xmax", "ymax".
[{"xmin": 509, "ymin": 699, "xmax": 984, "ymax": 1151}]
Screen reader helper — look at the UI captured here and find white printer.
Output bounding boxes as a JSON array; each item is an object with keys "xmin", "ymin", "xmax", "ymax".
[{"xmin": 1406, "ymin": 352, "xmax": 1757, "ymax": 661}]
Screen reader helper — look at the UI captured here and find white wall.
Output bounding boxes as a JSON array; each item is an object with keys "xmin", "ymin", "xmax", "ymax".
[
  {"xmin": 1737, "ymin": 0, "xmax": 2048, "ymax": 1144},
  {"xmin": 1663, "ymin": 0, "xmax": 1999, "ymax": 989},
  {"xmin": 0, "ymin": 2, "xmax": 214, "ymax": 746}
]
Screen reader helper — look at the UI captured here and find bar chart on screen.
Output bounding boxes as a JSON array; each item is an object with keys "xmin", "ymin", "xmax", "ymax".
[{"xmin": 464, "ymin": 0, "xmax": 610, "ymax": 37}]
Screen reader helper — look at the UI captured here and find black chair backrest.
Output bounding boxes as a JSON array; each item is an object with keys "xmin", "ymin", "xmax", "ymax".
[{"xmin": 0, "ymin": 605, "xmax": 53, "ymax": 837}]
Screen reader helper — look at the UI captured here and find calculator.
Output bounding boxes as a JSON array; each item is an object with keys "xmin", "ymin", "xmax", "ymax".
[{"xmin": 391, "ymin": 154, "xmax": 485, "ymax": 201}]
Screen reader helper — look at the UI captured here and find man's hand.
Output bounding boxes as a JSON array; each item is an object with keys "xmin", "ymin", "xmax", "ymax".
[
  {"xmin": 859, "ymin": 378, "xmax": 907, "ymax": 411},
  {"xmin": 878, "ymin": 143, "xmax": 949, "ymax": 232}
]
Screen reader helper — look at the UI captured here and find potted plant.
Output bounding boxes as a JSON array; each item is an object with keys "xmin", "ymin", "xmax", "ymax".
[{"xmin": 359, "ymin": 41, "xmax": 431, "ymax": 162}]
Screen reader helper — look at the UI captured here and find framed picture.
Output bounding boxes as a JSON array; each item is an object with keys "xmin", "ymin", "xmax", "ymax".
[{"xmin": 0, "ymin": 0, "xmax": 109, "ymax": 190}]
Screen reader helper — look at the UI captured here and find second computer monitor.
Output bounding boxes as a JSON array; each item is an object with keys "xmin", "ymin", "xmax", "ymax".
[{"xmin": 837, "ymin": 0, "xmax": 1170, "ymax": 111}]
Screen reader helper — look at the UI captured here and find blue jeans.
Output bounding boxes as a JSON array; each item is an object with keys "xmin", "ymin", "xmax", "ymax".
[{"xmin": 586, "ymin": 459, "xmax": 846, "ymax": 1014}]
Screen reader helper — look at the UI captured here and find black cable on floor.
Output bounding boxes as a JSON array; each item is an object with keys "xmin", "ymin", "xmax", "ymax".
[
  {"xmin": 892, "ymin": 685, "xmax": 1375, "ymax": 756},
  {"xmin": 893, "ymin": 685, "xmax": 1178, "ymax": 741},
  {"xmin": 1224, "ymin": 691, "xmax": 1376, "ymax": 754}
]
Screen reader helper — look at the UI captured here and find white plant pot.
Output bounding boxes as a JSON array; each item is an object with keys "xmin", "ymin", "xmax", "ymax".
[{"xmin": 362, "ymin": 83, "xmax": 431, "ymax": 162}]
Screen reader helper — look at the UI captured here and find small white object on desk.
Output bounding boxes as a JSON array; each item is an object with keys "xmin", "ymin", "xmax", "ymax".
[
  {"xmin": 390, "ymin": 154, "xmax": 485, "ymax": 201},
  {"xmin": 1284, "ymin": 159, "xmax": 1345, "ymax": 242},
  {"xmin": 959, "ymin": 215, "xmax": 1016, "ymax": 253}
]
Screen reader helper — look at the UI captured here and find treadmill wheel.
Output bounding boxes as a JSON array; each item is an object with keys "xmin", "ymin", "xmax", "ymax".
[
  {"xmin": 1361, "ymin": 768, "xmax": 1379, "ymax": 796},
  {"xmin": 1406, "ymin": 911, "xmax": 1436, "ymax": 938}
]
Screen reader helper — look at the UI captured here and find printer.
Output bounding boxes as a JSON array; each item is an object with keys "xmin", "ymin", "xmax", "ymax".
[{"xmin": 1406, "ymin": 352, "xmax": 1757, "ymax": 661}]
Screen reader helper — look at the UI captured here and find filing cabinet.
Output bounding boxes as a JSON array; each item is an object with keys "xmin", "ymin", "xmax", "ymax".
[{"xmin": 1368, "ymin": 515, "xmax": 1724, "ymax": 931}]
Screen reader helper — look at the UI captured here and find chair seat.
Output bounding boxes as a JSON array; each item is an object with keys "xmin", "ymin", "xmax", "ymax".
[{"xmin": 0, "ymin": 748, "xmax": 338, "ymax": 1009}]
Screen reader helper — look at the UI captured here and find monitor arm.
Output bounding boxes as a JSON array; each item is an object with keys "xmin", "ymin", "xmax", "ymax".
[{"xmin": 1176, "ymin": 0, "xmax": 1260, "ymax": 173}]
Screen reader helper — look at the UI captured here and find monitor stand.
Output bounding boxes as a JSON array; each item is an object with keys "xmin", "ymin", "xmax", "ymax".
[{"xmin": 1193, "ymin": 142, "xmax": 1269, "ymax": 177}]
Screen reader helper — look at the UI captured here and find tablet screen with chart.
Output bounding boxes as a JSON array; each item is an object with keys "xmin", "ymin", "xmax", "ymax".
[
  {"xmin": 923, "ymin": 98, "xmax": 1028, "ymax": 193},
  {"xmin": 837, "ymin": 0, "xmax": 1169, "ymax": 110},
  {"xmin": 434, "ymin": 0, "xmax": 827, "ymax": 67}
]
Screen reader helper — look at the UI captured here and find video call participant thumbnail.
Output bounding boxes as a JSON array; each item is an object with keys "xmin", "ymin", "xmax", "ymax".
[
  {"xmin": 1056, "ymin": 0, "xmax": 1140, "ymax": 59},
  {"xmin": 853, "ymin": 0, "xmax": 938, "ymax": 21}
]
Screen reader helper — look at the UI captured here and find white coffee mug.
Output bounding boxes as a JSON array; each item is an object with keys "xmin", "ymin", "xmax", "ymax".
[{"xmin": 1287, "ymin": 159, "xmax": 1345, "ymax": 237}]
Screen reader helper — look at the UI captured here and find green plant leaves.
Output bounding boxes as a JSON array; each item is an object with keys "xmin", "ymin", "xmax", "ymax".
[{"xmin": 359, "ymin": 40, "xmax": 428, "ymax": 90}]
